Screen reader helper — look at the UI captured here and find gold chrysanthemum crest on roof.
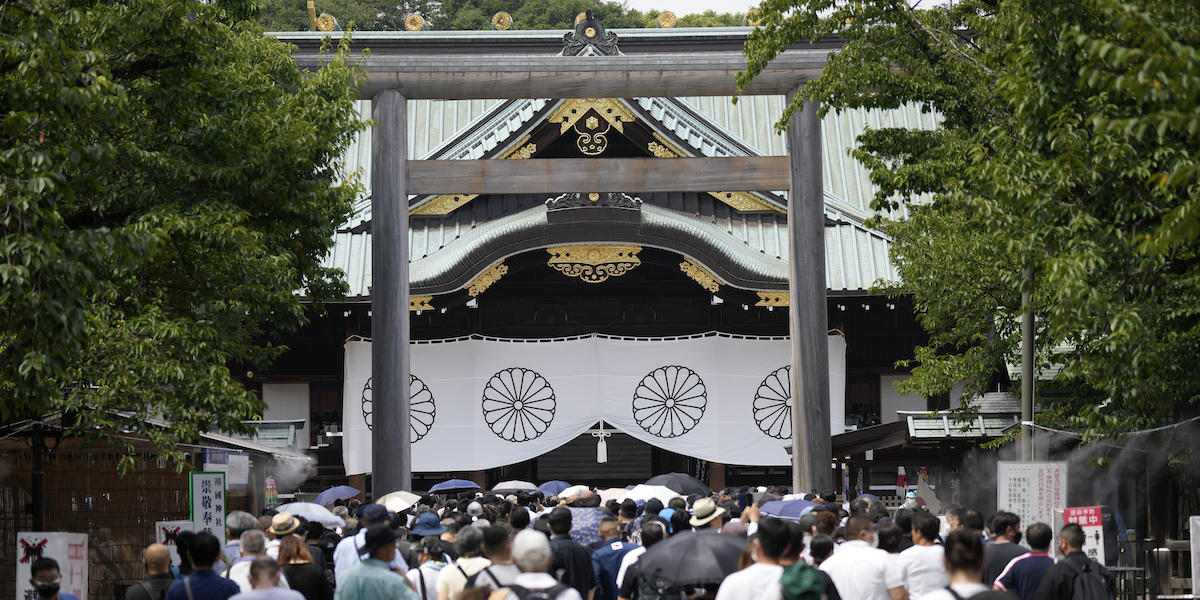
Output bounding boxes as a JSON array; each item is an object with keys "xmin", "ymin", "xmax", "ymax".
[
  {"xmin": 680, "ymin": 257, "xmax": 722, "ymax": 292},
  {"xmin": 492, "ymin": 12, "xmax": 512, "ymax": 30},
  {"xmin": 405, "ymin": 13, "xmax": 425, "ymax": 31},
  {"xmin": 547, "ymin": 245, "xmax": 642, "ymax": 284},
  {"xmin": 548, "ymin": 99, "xmax": 635, "ymax": 134},
  {"xmin": 755, "ymin": 291, "xmax": 789, "ymax": 307},
  {"xmin": 656, "ymin": 11, "xmax": 677, "ymax": 28},
  {"xmin": 467, "ymin": 262, "xmax": 508, "ymax": 296}
]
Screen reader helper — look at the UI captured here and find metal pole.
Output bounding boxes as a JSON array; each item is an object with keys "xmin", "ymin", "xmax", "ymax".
[
  {"xmin": 1021, "ymin": 267, "xmax": 1034, "ymax": 461},
  {"xmin": 787, "ymin": 93, "xmax": 832, "ymax": 494},
  {"xmin": 31, "ymin": 425, "xmax": 44, "ymax": 531},
  {"xmin": 371, "ymin": 89, "xmax": 412, "ymax": 496}
]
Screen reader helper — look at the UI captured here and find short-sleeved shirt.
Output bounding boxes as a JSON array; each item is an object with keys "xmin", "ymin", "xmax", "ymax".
[
  {"xmin": 335, "ymin": 558, "xmax": 418, "ymax": 600},
  {"xmin": 436, "ymin": 556, "xmax": 492, "ymax": 600},
  {"xmin": 983, "ymin": 542, "xmax": 1028, "ymax": 587},
  {"xmin": 229, "ymin": 589, "xmax": 307, "ymax": 600},
  {"xmin": 819, "ymin": 540, "xmax": 904, "ymax": 600},
  {"xmin": 166, "ymin": 569, "xmax": 242, "ymax": 600},
  {"xmin": 549, "ymin": 536, "xmax": 595, "ymax": 599},
  {"xmin": 898, "ymin": 543, "xmax": 950, "ymax": 600},
  {"xmin": 712, "ymin": 562, "xmax": 782, "ymax": 600},
  {"xmin": 995, "ymin": 552, "xmax": 1054, "ymax": 600},
  {"xmin": 591, "ymin": 540, "xmax": 637, "ymax": 600}
]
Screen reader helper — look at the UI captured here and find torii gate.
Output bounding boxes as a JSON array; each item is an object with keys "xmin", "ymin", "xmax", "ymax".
[{"xmin": 289, "ymin": 27, "xmax": 834, "ymax": 496}]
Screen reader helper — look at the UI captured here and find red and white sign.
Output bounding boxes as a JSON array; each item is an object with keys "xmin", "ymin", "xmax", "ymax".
[
  {"xmin": 1063, "ymin": 506, "xmax": 1105, "ymax": 562},
  {"xmin": 155, "ymin": 520, "xmax": 195, "ymax": 567},
  {"xmin": 997, "ymin": 461, "xmax": 1068, "ymax": 540},
  {"xmin": 15, "ymin": 532, "xmax": 88, "ymax": 600}
]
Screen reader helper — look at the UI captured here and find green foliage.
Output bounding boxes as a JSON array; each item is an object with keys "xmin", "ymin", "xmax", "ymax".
[
  {"xmin": 740, "ymin": 0, "xmax": 1200, "ymax": 437},
  {"xmin": 0, "ymin": 0, "xmax": 364, "ymax": 471}
]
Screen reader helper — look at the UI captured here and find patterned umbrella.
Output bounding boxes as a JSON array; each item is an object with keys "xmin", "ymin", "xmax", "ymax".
[
  {"xmin": 567, "ymin": 507, "xmax": 607, "ymax": 546},
  {"xmin": 313, "ymin": 485, "xmax": 360, "ymax": 506},
  {"xmin": 539, "ymin": 480, "xmax": 572, "ymax": 495}
]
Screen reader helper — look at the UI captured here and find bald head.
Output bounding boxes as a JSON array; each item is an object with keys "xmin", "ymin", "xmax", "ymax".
[{"xmin": 144, "ymin": 544, "xmax": 171, "ymax": 574}]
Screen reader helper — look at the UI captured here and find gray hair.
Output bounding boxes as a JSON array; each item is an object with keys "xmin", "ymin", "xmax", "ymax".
[
  {"xmin": 332, "ymin": 506, "xmax": 350, "ymax": 519},
  {"xmin": 240, "ymin": 529, "xmax": 267, "ymax": 555},
  {"xmin": 227, "ymin": 511, "xmax": 258, "ymax": 539},
  {"xmin": 512, "ymin": 530, "xmax": 552, "ymax": 572},
  {"xmin": 455, "ymin": 524, "xmax": 484, "ymax": 558}
]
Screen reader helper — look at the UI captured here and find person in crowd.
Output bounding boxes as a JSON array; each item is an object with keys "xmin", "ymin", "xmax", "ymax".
[
  {"xmin": 496, "ymin": 530, "xmax": 583, "ymax": 600},
  {"xmin": 776, "ymin": 522, "xmax": 842, "ymax": 600},
  {"xmin": 893, "ymin": 508, "xmax": 916, "ymax": 552},
  {"xmin": 229, "ymin": 558, "xmax": 306, "ymax": 600},
  {"xmin": 226, "ymin": 512, "xmax": 260, "ymax": 564},
  {"xmin": 468, "ymin": 526, "xmax": 522, "ymax": 591},
  {"xmin": 127, "ymin": 544, "xmax": 175, "ymax": 600},
  {"xmin": 819, "ymin": 515, "xmax": 907, "ymax": 600},
  {"xmin": 278, "ymin": 535, "xmax": 332, "ymax": 600},
  {"xmin": 982, "ymin": 511, "xmax": 1027, "ymax": 586},
  {"xmin": 919, "ymin": 530, "xmax": 1011, "ymax": 600},
  {"xmin": 29, "ymin": 557, "xmax": 81, "ymax": 600},
  {"xmin": 267, "ymin": 514, "xmax": 302, "ymax": 560},
  {"xmin": 877, "ymin": 519, "xmax": 905, "ymax": 554},
  {"xmin": 336, "ymin": 524, "xmax": 418, "ymax": 600},
  {"xmin": 615, "ymin": 518, "xmax": 661, "ymax": 590},
  {"xmin": 618, "ymin": 501, "xmax": 638, "ymax": 541},
  {"xmin": 617, "ymin": 519, "xmax": 688, "ymax": 600},
  {"xmin": 713, "ymin": 516, "xmax": 790, "ymax": 600},
  {"xmin": 809, "ymin": 535, "xmax": 836, "ymax": 567},
  {"xmin": 440, "ymin": 520, "xmax": 463, "ymax": 562},
  {"xmin": 333, "ymin": 504, "xmax": 409, "ymax": 579},
  {"xmin": 437, "ymin": 523, "xmax": 491, "ymax": 600},
  {"xmin": 960, "ymin": 510, "xmax": 986, "ymax": 543},
  {"xmin": 548, "ymin": 507, "xmax": 596, "ymax": 600},
  {"xmin": 301, "ymin": 520, "xmax": 329, "ymax": 574},
  {"xmin": 167, "ymin": 532, "xmax": 242, "ymax": 600},
  {"xmin": 511, "ymin": 507, "xmax": 531, "ymax": 531},
  {"xmin": 407, "ymin": 537, "xmax": 448, "ymax": 600},
  {"xmin": 229, "ymin": 531, "xmax": 291, "ymax": 593},
  {"xmin": 898, "ymin": 510, "xmax": 950, "ymax": 600},
  {"xmin": 689, "ymin": 498, "xmax": 726, "ymax": 532},
  {"xmin": 1033, "ymin": 523, "xmax": 1114, "ymax": 600},
  {"xmin": 995, "ymin": 523, "xmax": 1056, "ymax": 600},
  {"xmin": 591, "ymin": 518, "xmax": 636, "ymax": 600}
]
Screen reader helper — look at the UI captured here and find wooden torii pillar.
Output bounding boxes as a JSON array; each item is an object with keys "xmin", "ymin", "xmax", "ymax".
[{"xmin": 357, "ymin": 49, "xmax": 834, "ymax": 497}]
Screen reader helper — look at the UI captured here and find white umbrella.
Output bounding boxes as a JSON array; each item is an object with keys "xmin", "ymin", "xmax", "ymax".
[
  {"xmin": 598, "ymin": 487, "xmax": 628, "ymax": 503},
  {"xmin": 620, "ymin": 484, "xmax": 682, "ymax": 505},
  {"xmin": 377, "ymin": 490, "xmax": 421, "ymax": 513},
  {"xmin": 559, "ymin": 484, "xmax": 590, "ymax": 499},
  {"xmin": 275, "ymin": 502, "xmax": 346, "ymax": 527},
  {"xmin": 492, "ymin": 480, "xmax": 539, "ymax": 494}
]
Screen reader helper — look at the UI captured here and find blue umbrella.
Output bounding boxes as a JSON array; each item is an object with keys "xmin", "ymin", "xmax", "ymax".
[
  {"xmin": 539, "ymin": 480, "xmax": 571, "ymax": 495},
  {"xmin": 567, "ymin": 507, "xmax": 607, "ymax": 546},
  {"xmin": 314, "ymin": 485, "xmax": 360, "ymax": 506},
  {"xmin": 429, "ymin": 479, "xmax": 481, "ymax": 493},
  {"xmin": 759, "ymin": 499, "xmax": 818, "ymax": 523}
]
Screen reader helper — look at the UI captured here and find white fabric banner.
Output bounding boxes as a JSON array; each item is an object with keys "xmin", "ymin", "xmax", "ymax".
[{"xmin": 342, "ymin": 334, "xmax": 847, "ymax": 474}]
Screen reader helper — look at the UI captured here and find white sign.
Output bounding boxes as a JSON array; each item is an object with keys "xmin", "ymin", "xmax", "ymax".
[
  {"xmin": 997, "ymin": 461, "xmax": 1067, "ymax": 533},
  {"xmin": 191, "ymin": 471, "xmax": 227, "ymax": 546},
  {"xmin": 1191, "ymin": 516, "xmax": 1200, "ymax": 596},
  {"xmin": 228, "ymin": 454, "xmax": 250, "ymax": 489},
  {"xmin": 1064, "ymin": 506, "xmax": 1105, "ymax": 563},
  {"xmin": 154, "ymin": 520, "xmax": 194, "ymax": 567},
  {"xmin": 16, "ymin": 532, "xmax": 88, "ymax": 600}
]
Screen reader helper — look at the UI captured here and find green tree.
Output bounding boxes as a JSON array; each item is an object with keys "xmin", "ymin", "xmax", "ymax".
[
  {"xmin": 739, "ymin": 0, "xmax": 1200, "ymax": 436},
  {"xmin": 1, "ymin": 0, "xmax": 364, "ymax": 470},
  {"xmin": 677, "ymin": 10, "xmax": 744, "ymax": 28}
]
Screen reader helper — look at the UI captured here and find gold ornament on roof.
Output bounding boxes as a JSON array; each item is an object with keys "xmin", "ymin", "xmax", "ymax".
[
  {"xmin": 547, "ymin": 245, "xmax": 642, "ymax": 284},
  {"xmin": 588, "ymin": 193, "xmax": 600, "ymax": 202},
  {"xmin": 505, "ymin": 142, "xmax": 537, "ymax": 159},
  {"xmin": 575, "ymin": 12, "xmax": 588, "ymax": 24},
  {"xmin": 755, "ymin": 291, "xmax": 789, "ymax": 307},
  {"xmin": 650, "ymin": 133, "xmax": 686, "ymax": 157},
  {"xmin": 647, "ymin": 141, "xmax": 677, "ymax": 158},
  {"xmin": 467, "ymin": 262, "xmax": 509, "ymax": 296},
  {"xmin": 492, "ymin": 11, "xmax": 513, "ymax": 30},
  {"xmin": 657, "ymin": 11, "xmax": 677, "ymax": 28},
  {"xmin": 316, "ymin": 13, "xmax": 336, "ymax": 31},
  {"xmin": 680, "ymin": 257, "xmax": 722, "ymax": 292},
  {"xmin": 411, "ymin": 194, "xmax": 478, "ymax": 215},
  {"xmin": 709, "ymin": 191, "xmax": 783, "ymax": 213},
  {"xmin": 585, "ymin": 27, "xmax": 597, "ymax": 38},
  {"xmin": 410, "ymin": 296, "xmax": 434, "ymax": 311},
  {"xmin": 405, "ymin": 13, "xmax": 425, "ymax": 31},
  {"xmin": 548, "ymin": 98, "xmax": 635, "ymax": 134},
  {"xmin": 745, "ymin": 9, "xmax": 763, "ymax": 26}
]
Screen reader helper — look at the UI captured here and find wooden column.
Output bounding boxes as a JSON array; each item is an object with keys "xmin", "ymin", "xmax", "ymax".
[
  {"xmin": 787, "ymin": 95, "xmax": 832, "ymax": 495},
  {"xmin": 371, "ymin": 89, "xmax": 412, "ymax": 497},
  {"xmin": 709, "ymin": 462, "xmax": 726, "ymax": 494}
]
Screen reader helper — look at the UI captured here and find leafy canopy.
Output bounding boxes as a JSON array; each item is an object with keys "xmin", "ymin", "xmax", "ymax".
[
  {"xmin": 0, "ymin": 0, "xmax": 364, "ymax": 470},
  {"xmin": 739, "ymin": 0, "xmax": 1200, "ymax": 436}
]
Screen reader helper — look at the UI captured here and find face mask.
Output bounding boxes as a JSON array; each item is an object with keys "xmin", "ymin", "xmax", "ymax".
[
  {"xmin": 1013, "ymin": 531, "xmax": 1023, "ymax": 545},
  {"xmin": 34, "ymin": 579, "xmax": 61, "ymax": 598},
  {"xmin": 803, "ymin": 535, "xmax": 813, "ymax": 549}
]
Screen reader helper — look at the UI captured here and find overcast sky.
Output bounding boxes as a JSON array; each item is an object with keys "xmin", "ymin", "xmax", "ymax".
[{"xmin": 624, "ymin": 0, "xmax": 758, "ymax": 16}]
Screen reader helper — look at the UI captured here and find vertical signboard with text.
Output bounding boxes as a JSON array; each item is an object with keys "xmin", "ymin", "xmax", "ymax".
[
  {"xmin": 1063, "ymin": 506, "xmax": 1105, "ymax": 562},
  {"xmin": 15, "ymin": 532, "xmax": 88, "ymax": 600},
  {"xmin": 997, "ymin": 461, "xmax": 1068, "ymax": 539},
  {"xmin": 190, "ymin": 471, "xmax": 227, "ymax": 547}
]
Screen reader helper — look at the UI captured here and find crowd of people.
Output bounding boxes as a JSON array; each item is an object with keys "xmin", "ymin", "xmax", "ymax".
[{"xmin": 93, "ymin": 487, "xmax": 1117, "ymax": 600}]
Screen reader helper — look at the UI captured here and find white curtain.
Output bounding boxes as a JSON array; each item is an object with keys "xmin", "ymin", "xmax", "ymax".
[{"xmin": 342, "ymin": 334, "xmax": 847, "ymax": 475}]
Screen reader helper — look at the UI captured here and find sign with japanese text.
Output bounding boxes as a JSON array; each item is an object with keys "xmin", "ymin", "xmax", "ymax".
[
  {"xmin": 16, "ymin": 532, "xmax": 88, "ymax": 600},
  {"xmin": 190, "ymin": 471, "xmax": 227, "ymax": 547},
  {"xmin": 155, "ymin": 520, "xmax": 194, "ymax": 567},
  {"xmin": 204, "ymin": 449, "xmax": 249, "ymax": 490},
  {"xmin": 997, "ymin": 461, "xmax": 1068, "ymax": 542},
  {"xmin": 1063, "ymin": 506, "xmax": 1105, "ymax": 563}
]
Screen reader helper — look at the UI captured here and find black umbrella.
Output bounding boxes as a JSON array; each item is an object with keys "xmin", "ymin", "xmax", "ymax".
[
  {"xmin": 645, "ymin": 472, "xmax": 712, "ymax": 497},
  {"xmin": 636, "ymin": 531, "xmax": 746, "ymax": 585}
]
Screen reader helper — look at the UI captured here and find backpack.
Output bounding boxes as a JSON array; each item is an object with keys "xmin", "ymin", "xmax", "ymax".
[
  {"xmin": 503, "ymin": 583, "xmax": 570, "ymax": 600},
  {"xmin": 634, "ymin": 574, "xmax": 687, "ymax": 600},
  {"xmin": 133, "ymin": 581, "xmax": 168, "ymax": 600},
  {"xmin": 467, "ymin": 566, "xmax": 504, "ymax": 590},
  {"xmin": 1067, "ymin": 559, "xmax": 1113, "ymax": 600}
]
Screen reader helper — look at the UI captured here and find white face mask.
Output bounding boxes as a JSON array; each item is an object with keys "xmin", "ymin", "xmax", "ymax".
[
  {"xmin": 803, "ymin": 535, "xmax": 813, "ymax": 549},
  {"xmin": 867, "ymin": 533, "xmax": 879, "ymax": 548}
]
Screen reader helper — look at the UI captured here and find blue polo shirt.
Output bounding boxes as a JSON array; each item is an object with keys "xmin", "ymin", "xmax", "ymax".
[
  {"xmin": 591, "ymin": 539, "xmax": 636, "ymax": 600},
  {"xmin": 995, "ymin": 552, "xmax": 1055, "ymax": 600},
  {"xmin": 166, "ymin": 569, "xmax": 241, "ymax": 600}
]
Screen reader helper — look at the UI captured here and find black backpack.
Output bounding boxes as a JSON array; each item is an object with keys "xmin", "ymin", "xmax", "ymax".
[
  {"xmin": 506, "ymin": 583, "xmax": 570, "ymax": 600},
  {"xmin": 1068, "ymin": 559, "xmax": 1113, "ymax": 600},
  {"xmin": 635, "ymin": 574, "xmax": 688, "ymax": 600},
  {"xmin": 466, "ymin": 566, "xmax": 504, "ymax": 590}
]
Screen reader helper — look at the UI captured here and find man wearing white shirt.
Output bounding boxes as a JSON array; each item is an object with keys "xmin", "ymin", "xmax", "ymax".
[
  {"xmin": 333, "ymin": 504, "xmax": 409, "ymax": 579},
  {"xmin": 500, "ymin": 531, "xmax": 582, "ymax": 600},
  {"xmin": 898, "ymin": 511, "xmax": 950, "ymax": 600},
  {"xmin": 713, "ymin": 517, "xmax": 790, "ymax": 600},
  {"xmin": 820, "ymin": 515, "xmax": 908, "ymax": 600}
]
